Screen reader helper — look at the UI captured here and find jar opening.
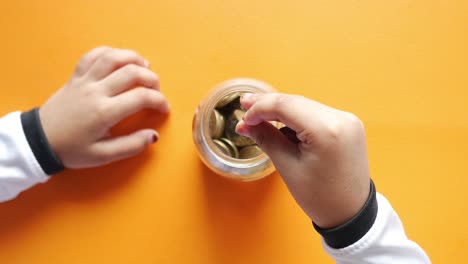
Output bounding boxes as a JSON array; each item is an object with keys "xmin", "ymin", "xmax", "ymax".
[
  {"xmin": 204, "ymin": 89, "xmax": 266, "ymax": 162},
  {"xmin": 193, "ymin": 78, "xmax": 277, "ymax": 181}
]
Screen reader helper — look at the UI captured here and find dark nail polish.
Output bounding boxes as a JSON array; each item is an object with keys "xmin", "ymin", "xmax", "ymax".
[{"xmin": 152, "ymin": 134, "xmax": 158, "ymax": 143}]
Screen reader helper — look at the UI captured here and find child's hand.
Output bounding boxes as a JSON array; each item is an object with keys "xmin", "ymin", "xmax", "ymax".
[
  {"xmin": 236, "ymin": 93, "xmax": 370, "ymax": 228},
  {"xmin": 39, "ymin": 47, "xmax": 170, "ymax": 169}
]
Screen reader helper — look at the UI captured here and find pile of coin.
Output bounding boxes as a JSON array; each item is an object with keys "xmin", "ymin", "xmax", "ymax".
[{"xmin": 209, "ymin": 92, "xmax": 263, "ymax": 159}]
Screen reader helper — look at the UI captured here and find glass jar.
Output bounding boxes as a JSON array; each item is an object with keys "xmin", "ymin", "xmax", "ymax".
[{"xmin": 192, "ymin": 78, "xmax": 277, "ymax": 181}]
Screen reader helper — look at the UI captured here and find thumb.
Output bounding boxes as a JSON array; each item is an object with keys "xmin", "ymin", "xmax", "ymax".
[
  {"xmin": 93, "ymin": 129, "xmax": 158, "ymax": 164},
  {"xmin": 236, "ymin": 120, "xmax": 297, "ymax": 167}
]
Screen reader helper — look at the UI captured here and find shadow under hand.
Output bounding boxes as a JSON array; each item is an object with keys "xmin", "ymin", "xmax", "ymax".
[
  {"xmin": 200, "ymin": 161, "xmax": 279, "ymax": 258},
  {"xmin": 0, "ymin": 109, "xmax": 168, "ymax": 241}
]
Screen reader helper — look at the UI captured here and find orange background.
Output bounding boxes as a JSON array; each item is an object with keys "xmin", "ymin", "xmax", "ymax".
[{"xmin": 0, "ymin": 1, "xmax": 466, "ymax": 263}]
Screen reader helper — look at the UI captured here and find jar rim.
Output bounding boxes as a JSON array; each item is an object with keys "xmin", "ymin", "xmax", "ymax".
[{"xmin": 193, "ymin": 78, "xmax": 277, "ymax": 181}]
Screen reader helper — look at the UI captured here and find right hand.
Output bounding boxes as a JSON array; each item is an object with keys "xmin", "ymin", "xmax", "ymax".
[
  {"xmin": 39, "ymin": 46, "xmax": 170, "ymax": 169},
  {"xmin": 236, "ymin": 93, "xmax": 371, "ymax": 229}
]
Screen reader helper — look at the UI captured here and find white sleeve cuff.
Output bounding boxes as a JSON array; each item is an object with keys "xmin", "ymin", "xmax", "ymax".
[
  {"xmin": 0, "ymin": 111, "xmax": 49, "ymax": 201},
  {"xmin": 321, "ymin": 193, "xmax": 431, "ymax": 263}
]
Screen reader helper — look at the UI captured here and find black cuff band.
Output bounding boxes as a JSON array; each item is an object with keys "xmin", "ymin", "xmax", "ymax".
[
  {"xmin": 20, "ymin": 108, "xmax": 64, "ymax": 175},
  {"xmin": 313, "ymin": 179, "xmax": 378, "ymax": 249}
]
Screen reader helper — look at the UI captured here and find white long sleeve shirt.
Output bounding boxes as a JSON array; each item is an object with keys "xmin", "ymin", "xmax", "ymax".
[
  {"xmin": 0, "ymin": 111, "xmax": 50, "ymax": 201},
  {"xmin": 0, "ymin": 110, "xmax": 431, "ymax": 263}
]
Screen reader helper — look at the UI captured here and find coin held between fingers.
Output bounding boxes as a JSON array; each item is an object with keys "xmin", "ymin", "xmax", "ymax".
[{"xmin": 226, "ymin": 109, "xmax": 256, "ymax": 147}]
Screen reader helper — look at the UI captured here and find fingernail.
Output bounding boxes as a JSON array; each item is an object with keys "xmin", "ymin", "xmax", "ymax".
[
  {"xmin": 163, "ymin": 103, "xmax": 171, "ymax": 113},
  {"xmin": 144, "ymin": 60, "xmax": 150, "ymax": 68},
  {"xmin": 241, "ymin": 93, "xmax": 254, "ymax": 101},
  {"xmin": 235, "ymin": 120, "xmax": 248, "ymax": 136}
]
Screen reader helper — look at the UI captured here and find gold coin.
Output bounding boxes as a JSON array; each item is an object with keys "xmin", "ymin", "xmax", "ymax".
[
  {"xmin": 213, "ymin": 139, "xmax": 231, "ymax": 157},
  {"xmin": 216, "ymin": 92, "xmax": 241, "ymax": 109},
  {"xmin": 219, "ymin": 137, "xmax": 239, "ymax": 159},
  {"xmin": 225, "ymin": 109, "xmax": 256, "ymax": 147},
  {"xmin": 209, "ymin": 109, "xmax": 225, "ymax": 139},
  {"xmin": 239, "ymin": 145, "xmax": 263, "ymax": 159}
]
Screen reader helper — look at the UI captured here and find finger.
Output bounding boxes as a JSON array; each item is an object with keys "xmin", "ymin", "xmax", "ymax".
[
  {"xmin": 74, "ymin": 46, "xmax": 113, "ymax": 77},
  {"xmin": 108, "ymin": 88, "xmax": 170, "ymax": 125},
  {"xmin": 239, "ymin": 93, "xmax": 256, "ymax": 110},
  {"xmin": 88, "ymin": 48, "xmax": 149, "ymax": 80},
  {"xmin": 235, "ymin": 120, "xmax": 298, "ymax": 166},
  {"xmin": 92, "ymin": 129, "xmax": 158, "ymax": 164},
  {"xmin": 241, "ymin": 93, "xmax": 333, "ymax": 140},
  {"xmin": 101, "ymin": 64, "xmax": 160, "ymax": 96}
]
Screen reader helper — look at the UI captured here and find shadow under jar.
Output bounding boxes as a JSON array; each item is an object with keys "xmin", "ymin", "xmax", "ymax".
[{"xmin": 192, "ymin": 78, "xmax": 278, "ymax": 181}]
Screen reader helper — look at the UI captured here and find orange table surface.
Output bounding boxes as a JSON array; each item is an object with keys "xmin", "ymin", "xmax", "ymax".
[{"xmin": 0, "ymin": 1, "xmax": 466, "ymax": 263}]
